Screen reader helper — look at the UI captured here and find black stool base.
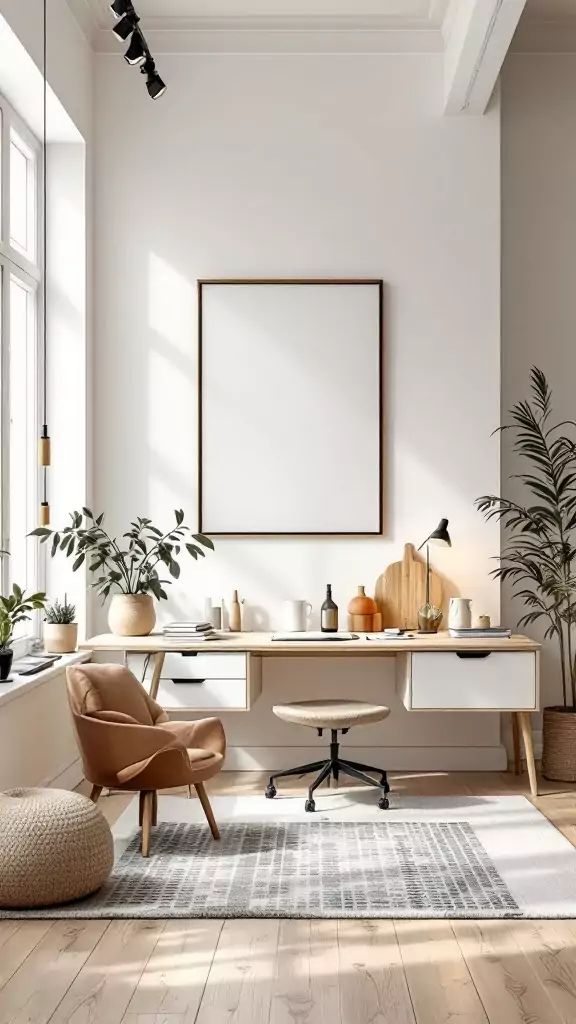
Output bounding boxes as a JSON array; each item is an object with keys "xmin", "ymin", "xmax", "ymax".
[{"xmin": 264, "ymin": 730, "xmax": 390, "ymax": 811}]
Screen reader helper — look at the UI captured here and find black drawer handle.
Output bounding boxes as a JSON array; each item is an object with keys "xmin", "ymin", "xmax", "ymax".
[
  {"xmin": 171, "ymin": 677, "xmax": 205, "ymax": 684},
  {"xmin": 181, "ymin": 652, "xmax": 199, "ymax": 658},
  {"xmin": 455, "ymin": 652, "xmax": 491, "ymax": 660}
]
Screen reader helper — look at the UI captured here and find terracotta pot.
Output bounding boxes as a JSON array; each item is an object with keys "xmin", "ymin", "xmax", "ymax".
[
  {"xmin": 347, "ymin": 586, "xmax": 378, "ymax": 617},
  {"xmin": 542, "ymin": 705, "xmax": 576, "ymax": 782},
  {"xmin": 108, "ymin": 595, "xmax": 156, "ymax": 637},
  {"xmin": 44, "ymin": 623, "xmax": 78, "ymax": 654}
]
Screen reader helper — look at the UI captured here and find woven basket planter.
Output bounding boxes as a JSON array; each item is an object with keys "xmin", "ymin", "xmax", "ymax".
[{"xmin": 542, "ymin": 706, "xmax": 576, "ymax": 782}]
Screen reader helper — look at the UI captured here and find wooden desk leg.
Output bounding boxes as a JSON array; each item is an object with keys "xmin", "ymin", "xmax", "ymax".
[
  {"xmin": 512, "ymin": 712, "xmax": 521, "ymax": 775},
  {"xmin": 518, "ymin": 711, "xmax": 538, "ymax": 798},
  {"xmin": 149, "ymin": 652, "xmax": 165, "ymax": 701}
]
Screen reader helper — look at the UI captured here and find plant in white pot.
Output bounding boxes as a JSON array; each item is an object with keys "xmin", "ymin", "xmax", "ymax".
[
  {"xmin": 0, "ymin": 586, "xmax": 47, "ymax": 680},
  {"xmin": 476, "ymin": 367, "xmax": 576, "ymax": 781},
  {"xmin": 30, "ymin": 508, "xmax": 214, "ymax": 636},
  {"xmin": 44, "ymin": 596, "xmax": 78, "ymax": 654}
]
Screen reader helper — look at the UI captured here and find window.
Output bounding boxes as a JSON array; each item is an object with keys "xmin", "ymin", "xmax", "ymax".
[{"xmin": 0, "ymin": 93, "xmax": 42, "ymax": 622}]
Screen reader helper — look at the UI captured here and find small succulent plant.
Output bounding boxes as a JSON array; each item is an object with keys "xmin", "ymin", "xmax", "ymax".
[{"xmin": 45, "ymin": 595, "xmax": 76, "ymax": 625}]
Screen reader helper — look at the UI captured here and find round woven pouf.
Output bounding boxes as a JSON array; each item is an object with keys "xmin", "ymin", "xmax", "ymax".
[{"xmin": 0, "ymin": 788, "xmax": 114, "ymax": 909}]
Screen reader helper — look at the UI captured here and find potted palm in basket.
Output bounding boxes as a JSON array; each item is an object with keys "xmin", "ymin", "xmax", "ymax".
[{"xmin": 476, "ymin": 367, "xmax": 576, "ymax": 781}]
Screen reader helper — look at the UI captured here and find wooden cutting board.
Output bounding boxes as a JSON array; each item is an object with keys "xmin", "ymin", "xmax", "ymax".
[{"xmin": 375, "ymin": 543, "xmax": 442, "ymax": 629}]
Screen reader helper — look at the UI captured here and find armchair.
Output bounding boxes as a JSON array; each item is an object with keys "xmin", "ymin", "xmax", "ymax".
[{"xmin": 66, "ymin": 663, "xmax": 226, "ymax": 856}]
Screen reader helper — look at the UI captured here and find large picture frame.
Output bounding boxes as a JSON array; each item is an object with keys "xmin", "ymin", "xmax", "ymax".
[{"xmin": 198, "ymin": 278, "xmax": 384, "ymax": 536}]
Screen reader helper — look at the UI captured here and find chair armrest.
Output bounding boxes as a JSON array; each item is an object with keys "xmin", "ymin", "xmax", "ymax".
[
  {"xmin": 159, "ymin": 717, "xmax": 226, "ymax": 757},
  {"xmin": 73, "ymin": 713, "xmax": 185, "ymax": 784}
]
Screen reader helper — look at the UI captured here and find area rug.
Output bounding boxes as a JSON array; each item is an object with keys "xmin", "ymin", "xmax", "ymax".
[{"xmin": 3, "ymin": 794, "xmax": 576, "ymax": 919}]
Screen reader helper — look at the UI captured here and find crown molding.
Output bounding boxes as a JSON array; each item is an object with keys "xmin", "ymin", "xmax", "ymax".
[{"xmin": 93, "ymin": 16, "xmax": 444, "ymax": 54}]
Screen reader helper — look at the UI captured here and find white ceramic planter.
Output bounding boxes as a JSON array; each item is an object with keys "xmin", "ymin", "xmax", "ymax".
[
  {"xmin": 108, "ymin": 594, "xmax": 156, "ymax": 636},
  {"xmin": 43, "ymin": 622, "xmax": 78, "ymax": 654}
]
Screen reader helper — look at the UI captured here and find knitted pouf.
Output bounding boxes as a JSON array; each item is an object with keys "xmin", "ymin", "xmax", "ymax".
[{"xmin": 0, "ymin": 788, "xmax": 114, "ymax": 909}]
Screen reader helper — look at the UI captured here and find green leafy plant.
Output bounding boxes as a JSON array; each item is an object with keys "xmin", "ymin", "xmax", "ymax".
[
  {"xmin": 30, "ymin": 508, "xmax": 214, "ymax": 602},
  {"xmin": 0, "ymin": 585, "xmax": 47, "ymax": 651},
  {"xmin": 476, "ymin": 367, "xmax": 576, "ymax": 708},
  {"xmin": 45, "ymin": 595, "xmax": 76, "ymax": 625}
]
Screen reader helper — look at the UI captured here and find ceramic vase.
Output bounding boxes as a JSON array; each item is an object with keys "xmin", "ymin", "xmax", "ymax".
[
  {"xmin": 448, "ymin": 597, "xmax": 472, "ymax": 630},
  {"xmin": 44, "ymin": 622, "xmax": 78, "ymax": 654},
  {"xmin": 108, "ymin": 595, "xmax": 156, "ymax": 636}
]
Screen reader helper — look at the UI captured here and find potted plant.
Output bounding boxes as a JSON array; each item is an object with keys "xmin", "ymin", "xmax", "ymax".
[
  {"xmin": 476, "ymin": 367, "xmax": 576, "ymax": 780},
  {"xmin": 31, "ymin": 509, "xmax": 214, "ymax": 637},
  {"xmin": 0, "ymin": 585, "xmax": 47, "ymax": 680},
  {"xmin": 44, "ymin": 595, "xmax": 78, "ymax": 654}
]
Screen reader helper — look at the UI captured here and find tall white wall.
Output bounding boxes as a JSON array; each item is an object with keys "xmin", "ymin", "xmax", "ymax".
[
  {"xmin": 501, "ymin": 54, "xmax": 576, "ymax": 713},
  {"xmin": 93, "ymin": 53, "xmax": 502, "ymax": 769}
]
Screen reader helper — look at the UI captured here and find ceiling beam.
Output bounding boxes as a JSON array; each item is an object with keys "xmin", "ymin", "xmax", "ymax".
[{"xmin": 443, "ymin": 0, "xmax": 527, "ymax": 115}]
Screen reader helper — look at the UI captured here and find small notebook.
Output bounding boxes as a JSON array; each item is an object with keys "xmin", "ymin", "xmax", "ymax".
[{"xmin": 272, "ymin": 631, "xmax": 359, "ymax": 642}]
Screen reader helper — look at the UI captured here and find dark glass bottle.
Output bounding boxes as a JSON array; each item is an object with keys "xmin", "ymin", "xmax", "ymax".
[{"xmin": 321, "ymin": 584, "xmax": 338, "ymax": 633}]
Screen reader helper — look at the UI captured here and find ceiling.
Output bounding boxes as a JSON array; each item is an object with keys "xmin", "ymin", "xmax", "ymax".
[
  {"xmin": 524, "ymin": 0, "xmax": 576, "ymax": 17},
  {"xmin": 84, "ymin": 0, "xmax": 448, "ymax": 24}
]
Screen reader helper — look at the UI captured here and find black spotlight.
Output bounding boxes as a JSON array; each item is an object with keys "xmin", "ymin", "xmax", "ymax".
[
  {"xmin": 110, "ymin": 0, "xmax": 132, "ymax": 18},
  {"xmin": 141, "ymin": 58, "xmax": 167, "ymax": 100},
  {"xmin": 112, "ymin": 13, "xmax": 137, "ymax": 41},
  {"xmin": 124, "ymin": 31, "xmax": 146, "ymax": 65}
]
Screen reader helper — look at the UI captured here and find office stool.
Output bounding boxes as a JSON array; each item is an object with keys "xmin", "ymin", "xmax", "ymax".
[{"xmin": 265, "ymin": 699, "xmax": 391, "ymax": 811}]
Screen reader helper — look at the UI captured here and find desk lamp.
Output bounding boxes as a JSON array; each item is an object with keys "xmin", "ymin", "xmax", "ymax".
[{"xmin": 417, "ymin": 518, "xmax": 451, "ymax": 633}]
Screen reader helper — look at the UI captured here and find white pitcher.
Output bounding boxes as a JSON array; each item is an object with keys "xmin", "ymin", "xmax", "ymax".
[{"xmin": 448, "ymin": 598, "xmax": 472, "ymax": 630}]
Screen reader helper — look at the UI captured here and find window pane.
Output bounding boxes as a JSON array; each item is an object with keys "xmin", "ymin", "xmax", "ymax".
[
  {"xmin": 10, "ymin": 133, "xmax": 35, "ymax": 259},
  {"xmin": 9, "ymin": 278, "xmax": 33, "ymax": 600}
]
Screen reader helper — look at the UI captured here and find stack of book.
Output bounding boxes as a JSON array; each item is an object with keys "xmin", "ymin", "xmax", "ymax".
[
  {"xmin": 449, "ymin": 627, "xmax": 511, "ymax": 639},
  {"xmin": 162, "ymin": 621, "xmax": 219, "ymax": 641}
]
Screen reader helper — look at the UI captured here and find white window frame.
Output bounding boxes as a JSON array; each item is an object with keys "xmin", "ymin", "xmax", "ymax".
[{"xmin": 0, "ymin": 90, "xmax": 44, "ymax": 638}]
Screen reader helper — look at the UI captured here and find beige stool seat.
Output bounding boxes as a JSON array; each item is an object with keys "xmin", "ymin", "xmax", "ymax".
[{"xmin": 273, "ymin": 699, "xmax": 390, "ymax": 730}]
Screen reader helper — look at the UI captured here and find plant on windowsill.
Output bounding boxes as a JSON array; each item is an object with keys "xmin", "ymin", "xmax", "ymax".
[
  {"xmin": 476, "ymin": 367, "xmax": 576, "ymax": 782},
  {"xmin": 0, "ymin": 586, "xmax": 47, "ymax": 681},
  {"xmin": 30, "ymin": 509, "xmax": 214, "ymax": 637},
  {"xmin": 44, "ymin": 595, "xmax": 78, "ymax": 654}
]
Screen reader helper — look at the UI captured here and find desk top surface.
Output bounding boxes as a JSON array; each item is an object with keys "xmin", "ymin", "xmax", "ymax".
[{"xmin": 80, "ymin": 631, "xmax": 540, "ymax": 655}]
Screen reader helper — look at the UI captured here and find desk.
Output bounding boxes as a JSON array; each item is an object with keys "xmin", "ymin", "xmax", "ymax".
[{"xmin": 80, "ymin": 631, "xmax": 541, "ymax": 796}]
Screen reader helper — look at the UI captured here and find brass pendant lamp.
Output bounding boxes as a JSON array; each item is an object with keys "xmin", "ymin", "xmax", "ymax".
[{"xmin": 38, "ymin": 0, "xmax": 50, "ymax": 526}]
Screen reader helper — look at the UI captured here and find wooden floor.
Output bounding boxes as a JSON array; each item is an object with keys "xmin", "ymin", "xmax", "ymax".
[{"xmin": 2, "ymin": 769, "xmax": 576, "ymax": 1024}]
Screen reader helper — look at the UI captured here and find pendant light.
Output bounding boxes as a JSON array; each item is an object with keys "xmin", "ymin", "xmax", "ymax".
[{"xmin": 38, "ymin": 0, "xmax": 50, "ymax": 527}]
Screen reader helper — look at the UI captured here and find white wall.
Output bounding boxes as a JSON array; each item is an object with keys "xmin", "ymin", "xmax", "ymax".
[
  {"xmin": 501, "ymin": 55, "xmax": 576, "ymax": 713},
  {"xmin": 94, "ymin": 54, "xmax": 502, "ymax": 769}
]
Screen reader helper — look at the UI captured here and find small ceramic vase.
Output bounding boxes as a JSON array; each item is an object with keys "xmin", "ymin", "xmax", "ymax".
[{"xmin": 448, "ymin": 598, "xmax": 472, "ymax": 630}]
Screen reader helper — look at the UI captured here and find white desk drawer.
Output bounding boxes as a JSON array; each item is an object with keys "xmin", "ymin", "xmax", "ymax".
[
  {"xmin": 157, "ymin": 677, "xmax": 248, "ymax": 711},
  {"xmin": 406, "ymin": 651, "xmax": 537, "ymax": 710},
  {"xmin": 161, "ymin": 652, "xmax": 246, "ymax": 680}
]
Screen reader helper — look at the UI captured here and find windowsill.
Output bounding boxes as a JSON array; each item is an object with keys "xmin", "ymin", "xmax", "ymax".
[{"xmin": 0, "ymin": 651, "xmax": 91, "ymax": 710}]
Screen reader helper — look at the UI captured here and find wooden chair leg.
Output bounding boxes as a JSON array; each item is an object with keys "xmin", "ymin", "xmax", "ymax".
[
  {"xmin": 152, "ymin": 790, "xmax": 158, "ymax": 826},
  {"xmin": 195, "ymin": 782, "xmax": 220, "ymax": 840},
  {"xmin": 188, "ymin": 784, "xmax": 193, "ymax": 799},
  {"xmin": 139, "ymin": 791, "xmax": 145, "ymax": 826},
  {"xmin": 141, "ymin": 791, "xmax": 154, "ymax": 857},
  {"xmin": 512, "ymin": 712, "xmax": 522, "ymax": 775},
  {"xmin": 90, "ymin": 785, "xmax": 103, "ymax": 804}
]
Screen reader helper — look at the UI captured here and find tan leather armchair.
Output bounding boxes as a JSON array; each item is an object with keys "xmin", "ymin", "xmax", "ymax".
[{"xmin": 66, "ymin": 663, "xmax": 226, "ymax": 856}]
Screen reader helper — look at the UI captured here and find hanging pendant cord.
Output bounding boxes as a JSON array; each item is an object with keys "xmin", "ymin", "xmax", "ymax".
[{"xmin": 42, "ymin": 0, "xmax": 48, "ymax": 502}]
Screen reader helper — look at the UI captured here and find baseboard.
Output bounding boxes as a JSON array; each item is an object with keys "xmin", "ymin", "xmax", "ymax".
[
  {"xmin": 224, "ymin": 745, "xmax": 508, "ymax": 772},
  {"xmin": 39, "ymin": 757, "xmax": 84, "ymax": 791}
]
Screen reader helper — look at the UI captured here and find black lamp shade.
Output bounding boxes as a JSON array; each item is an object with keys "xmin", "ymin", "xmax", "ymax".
[
  {"xmin": 112, "ymin": 14, "xmax": 136, "ymax": 40},
  {"xmin": 110, "ymin": 0, "xmax": 132, "ymax": 18},
  {"xmin": 124, "ymin": 31, "xmax": 146, "ymax": 64},
  {"xmin": 428, "ymin": 518, "xmax": 451, "ymax": 547},
  {"xmin": 147, "ymin": 72, "xmax": 167, "ymax": 99}
]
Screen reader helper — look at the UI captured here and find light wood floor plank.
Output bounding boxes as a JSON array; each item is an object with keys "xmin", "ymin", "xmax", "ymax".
[
  {"xmin": 337, "ymin": 920, "xmax": 416, "ymax": 1024},
  {"xmin": 0, "ymin": 921, "xmax": 53, "ymax": 989},
  {"xmin": 195, "ymin": 919, "xmax": 280, "ymax": 1024},
  {"xmin": 395, "ymin": 919, "xmax": 489, "ymax": 1024},
  {"xmin": 122, "ymin": 1015, "xmax": 186, "ymax": 1023},
  {"xmin": 508, "ymin": 920, "xmax": 576, "ymax": 1023},
  {"xmin": 0, "ymin": 920, "xmax": 107, "ymax": 1024},
  {"xmin": 453, "ymin": 920, "xmax": 565, "ymax": 1024},
  {"xmin": 271, "ymin": 919, "xmax": 340, "ymax": 1024},
  {"xmin": 125, "ymin": 919, "xmax": 223, "ymax": 1021},
  {"xmin": 48, "ymin": 920, "xmax": 165, "ymax": 1024}
]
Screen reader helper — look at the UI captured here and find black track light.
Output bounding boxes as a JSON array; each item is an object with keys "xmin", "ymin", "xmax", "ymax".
[
  {"xmin": 112, "ymin": 13, "xmax": 137, "ymax": 41},
  {"xmin": 141, "ymin": 58, "xmax": 167, "ymax": 99},
  {"xmin": 124, "ymin": 30, "xmax": 146, "ymax": 65},
  {"xmin": 110, "ymin": 0, "xmax": 132, "ymax": 18}
]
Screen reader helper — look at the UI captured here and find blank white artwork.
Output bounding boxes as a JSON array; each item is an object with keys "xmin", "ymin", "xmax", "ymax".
[{"xmin": 199, "ymin": 282, "xmax": 382, "ymax": 534}]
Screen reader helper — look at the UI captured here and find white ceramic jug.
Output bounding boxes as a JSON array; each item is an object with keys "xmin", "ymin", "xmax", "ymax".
[{"xmin": 448, "ymin": 597, "xmax": 472, "ymax": 630}]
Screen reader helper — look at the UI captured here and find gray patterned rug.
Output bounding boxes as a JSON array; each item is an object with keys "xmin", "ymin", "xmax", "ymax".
[{"xmin": 2, "ymin": 819, "xmax": 522, "ymax": 919}]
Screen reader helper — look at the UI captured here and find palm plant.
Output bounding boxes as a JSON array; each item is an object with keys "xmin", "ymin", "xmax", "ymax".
[
  {"xmin": 0, "ymin": 586, "xmax": 47, "ymax": 651},
  {"xmin": 476, "ymin": 367, "xmax": 576, "ymax": 709}
]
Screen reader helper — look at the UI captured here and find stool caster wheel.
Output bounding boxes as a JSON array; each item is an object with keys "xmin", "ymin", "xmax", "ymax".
[
  {"xmin": 378, "ymin": 797, "xmax": 390, "ymax": 810},
  {"xmin": 265, "ymin": 786, "xmax": 276, "ymax": 799},
  {"xmin": 381, "ymin": 778, "xmax": 390, "ymax": 793},
  {"xmin": 305, "ymin": 799, "xmax": 316, "ymax": 812}
]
